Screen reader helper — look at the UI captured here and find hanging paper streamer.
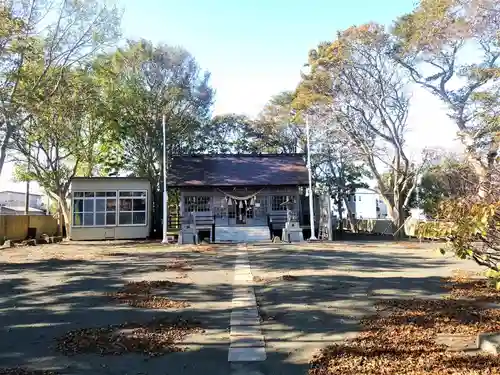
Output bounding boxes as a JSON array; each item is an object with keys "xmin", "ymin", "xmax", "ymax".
[
  {"xmin": 239, "ymin": 201, "xmax": 243, "ymax": 208},
  {"xmin": 228, "ymin": 198, "xmax": 232, "ymax": 206}
]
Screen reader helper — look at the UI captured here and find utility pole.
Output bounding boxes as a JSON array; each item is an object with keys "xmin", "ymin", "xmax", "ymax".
[
  {"xmin": 162, "ymin": 114, "xmax": 169, "ymax": 244},
  {"xmin": 306, "ymin": 114, "xmax": 317, "ymax": 240},
  {"xmin": 24, "ymin": 143, "xmax": 31, "ymax": 215}
]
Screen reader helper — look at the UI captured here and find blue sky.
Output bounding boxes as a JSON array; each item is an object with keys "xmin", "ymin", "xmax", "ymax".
[
  {"xmin": 122, "ymin": 0, "xmax": 418, "ymax": 116},
  {"xmin": 121, "ymin": 0, "xmax": 460, "ymax": 153},
  {"xmin": 1, "ymin": 0, "xmax": 461, "ymax": 192}
]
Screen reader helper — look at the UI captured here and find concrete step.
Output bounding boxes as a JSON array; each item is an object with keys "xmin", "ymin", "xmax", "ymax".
[{"xmin": 215, "ymin": 226, "xmax": 270, "ymax": 243}]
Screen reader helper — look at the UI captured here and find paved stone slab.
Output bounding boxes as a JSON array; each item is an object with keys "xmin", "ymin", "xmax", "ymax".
[
  {"xmin": 436, "ymin": 333, "xmax": 478, "ymax": 352},
  {"xmin": 231, "ymin": 323, "xmax": 262, "ymax": 337},
  {"xmin": 234, "ymin": 271, "xmax": 253, "ymax": 277},
  {"xmin": 233, "ymin": 294, "xmax": 255, "ymax": 301},
  {"xmin": 230, "ymin": 363, "xmax": 265, "ymax": 375},
  {"xmin": 232, "ymin": 306, "xmax": 259, "ymax": 315},
  {"xmin": 230, "ymin": 334, "xmax": 265, "ymax": 348},
  {"xmin": 235, "ymin": 262, "xmax": 250, "ymax": 266},
  {"xmin": 235, "ymin": 275, "xmax": 253, "ymax": 283},
  {"xmin": 478, "ymin": 332, "xmax": 500, "ymax": 355},
  {"xmin": 235, "ymin": 266, "xmax": 251, "ymax": 271},
  {"xmin": 231, "ymin": 312, "xmax": 261, "ymax": 326},
  {"xmin": 232, "ymin": 294, "xmax": 256, "ymax": 302},
  {"xmin": 233, "ymin": 286, "xmax": 255, "ymax": 295},
  {"xmin": 228, "ymin": 347, "xmax": 267, "ymax": 362},
  {"xmin": 234, "ymin": 270, "xmax": 252, "ymax": 277},
  {"xmin": 232, "ymin": 299, "xmax": 256, "ymax": 309}
]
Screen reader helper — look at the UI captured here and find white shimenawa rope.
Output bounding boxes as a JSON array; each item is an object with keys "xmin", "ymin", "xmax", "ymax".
[{"xmin": 216, "ymin": 188, "xmax": 265, "ymax": 202}]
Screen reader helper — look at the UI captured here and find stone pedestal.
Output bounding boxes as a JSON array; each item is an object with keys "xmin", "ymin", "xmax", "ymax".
[{"xmin": 282, "ymin": 221, "xmax": 304, "ymax": 243}]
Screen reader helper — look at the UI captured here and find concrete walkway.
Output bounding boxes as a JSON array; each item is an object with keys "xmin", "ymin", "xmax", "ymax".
[{"xmin": 229, "ymin": 245, "xmax": 266, "ymax": 362}]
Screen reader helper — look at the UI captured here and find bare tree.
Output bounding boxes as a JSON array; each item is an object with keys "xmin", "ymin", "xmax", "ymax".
[
  {"xmin": 298, "ymin": 24, "xmax": 431, "ymax": 231},
  {"xmin": 392, "ymin": 0, "xmax": 500, "ymax": 197}
]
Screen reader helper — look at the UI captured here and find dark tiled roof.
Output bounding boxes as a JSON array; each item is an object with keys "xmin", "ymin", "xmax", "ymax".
[{"xmin": 168, "ymin": 154, "xmax": 309, "ymax": 187}]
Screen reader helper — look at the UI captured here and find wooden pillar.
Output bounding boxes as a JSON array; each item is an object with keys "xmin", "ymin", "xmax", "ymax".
[{"xmin": 179, "ymin": 191, "xmax": 185, "ymax": 223}]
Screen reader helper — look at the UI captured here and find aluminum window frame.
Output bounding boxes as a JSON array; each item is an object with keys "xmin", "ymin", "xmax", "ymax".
[
  {"xmin": 72, "ymin": 190, "xmax": 118, "ymax": 228},
  {"xmin": 117, "ymin": 189, "xmax": 148, "ymax": 227}
]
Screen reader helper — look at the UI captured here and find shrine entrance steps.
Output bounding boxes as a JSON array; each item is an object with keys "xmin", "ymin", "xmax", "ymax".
[{"xmin": 215, "ymin": 226, "xmax": 270, "ymax": 243}]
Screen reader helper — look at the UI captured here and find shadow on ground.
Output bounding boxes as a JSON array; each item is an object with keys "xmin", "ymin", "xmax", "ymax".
[{"xmin": 0, "ymin": 241, "xmax": 482, "ymax": 375}]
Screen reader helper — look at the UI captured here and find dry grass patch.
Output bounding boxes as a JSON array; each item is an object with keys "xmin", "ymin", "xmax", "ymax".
[
  {"xmin": 253, "ymin": 274, "xmax": 299, "ymax": 283},
  {"xmin": 109, "ymin": 293, "xmax": 189, "ymax": 309},
  {"xmin": 56, "ymin": 317, "xmax": 203, "ymax": 357},
  {"xmin": 157, "ymin": 261, "xmax": 193, "ymax": 271},
  {"xmin": 309, "ymin": 275, "xmax": 500, "ymax": 375},
  {"xmin": 191, "ymin": 244, "xmax": 218, "ymax": 253},
  {"xmin": 444, "ymin": 271, "xmax": 499, "ymax": 303}
]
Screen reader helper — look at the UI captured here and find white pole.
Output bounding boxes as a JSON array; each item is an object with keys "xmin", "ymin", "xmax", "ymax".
[
  {"xmin": 306, "ymin": 114, "xmax": 317, "ymax": 240},
  {"xmin": 416, "ymin": 174, "xmax": 421, "ymax": 209},
  {"xmin": 162, "ymin": 114, "xmax": 169, "ymax": 244}
]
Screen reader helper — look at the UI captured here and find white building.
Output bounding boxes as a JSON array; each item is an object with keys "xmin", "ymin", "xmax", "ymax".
[
  {"xmin": 339, "ymin": 188, "xmax": 388, "ymax": 219},
  {"xmin": 0, "ymin": 190, "xmax": 44, "ymax": 211},
  {"xmin": 69, "ymin": 177, "xmax": 151, "ymax": 240}
]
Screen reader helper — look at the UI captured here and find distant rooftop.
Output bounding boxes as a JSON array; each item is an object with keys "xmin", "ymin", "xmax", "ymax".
[
  {"xmin": 0, "ymin": 190, "xmax": 42, "ymax": 197},
  {"xmin": 0, "ymin": 206, "xmax": 44, "ymax": 213}
]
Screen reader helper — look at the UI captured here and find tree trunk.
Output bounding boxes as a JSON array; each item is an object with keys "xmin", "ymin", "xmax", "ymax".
[
  {"xmin": 464, "ymin": 133, "xmax": 498, "ymax": 199},
  {"xmin": 337, "ymin": 198, "xmax": 344, "ymax": 232},
  {"xmin": 343, "ymin": 197, "xmax": 356, "ymax": 232},
  {"xmin": 56, "ymin": 195, "xmax": 71, "ymax": 239},
  {"xmin": 379, "ymin": 192, "xmax": 405, "ymax": 238},
  {"xmin": 0, "ymin": 122, "xmax": 13, "ymax": 177}
]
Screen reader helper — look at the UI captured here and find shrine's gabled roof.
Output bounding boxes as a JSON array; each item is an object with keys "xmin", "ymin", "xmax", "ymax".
[{"xmin": 168, "ymin": 154, "xmax": 309, "ymax": 187}]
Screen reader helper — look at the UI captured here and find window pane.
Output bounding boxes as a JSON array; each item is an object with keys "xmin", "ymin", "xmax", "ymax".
[
  {"xmin": 73, "ymin": 199, "xmax": 84, "ymax": 213},
  {"xmin": 74, "ymin": 192, "xmax": 84, "ymax": 198},
  {"xmin": 272, "ymin": 196, "xmax": 287, "ymax": 211},
  {"xmin": 106, "ymin": 199, "xmax": 116, "ymax": 211},
  {"xmin": 133, "ymin": 212, "xmax": 146, "ymax": 225},
  {"xmin": 119, "ymin": 212, "xmax": 133, "ymax": 225},
  {"xmin": 106, "ymin": 191, "xmax": 117, "ymax": 197},
  {"xmin": 119, "ymin": 198, "xmax": 132, "ymax": 211},
  {"xmin": 95, "ymin": 213, "xmax": 105, "ymax": 226},
  {"xmin": 83, "ymin": 213, "xmax": 94, "ymax": 226},
  {"xmin": 95, "ymin": 198, "xmax": 106, "ymax": 212},
  {"xmin": 119, "ymin": 191, "xmax": 132, "ymax": 197},
  {"xmin": 83, "ymin": 199, "xmax": 94, "ymax": 212},
  {"xmin": 133, "ymin": 198, "xmax": 146, "ymax": 211},
  {"xmin": 73, "ymin": 213, "xmax": 83, "ymax": 226},
  {"xmin": 84, "ymin": 192, "xmax": 95, "ymax": 198},
  {"xmin": 106, "ymin": 212, "xmax": 116, "ymax": 225},
  {"xmin": 96, "ymin": 192, "xmax": 106, "ymax": 197},
  {"xmin": 132, "ymin": 191, "xmax": 146, "ymax": 197}
]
